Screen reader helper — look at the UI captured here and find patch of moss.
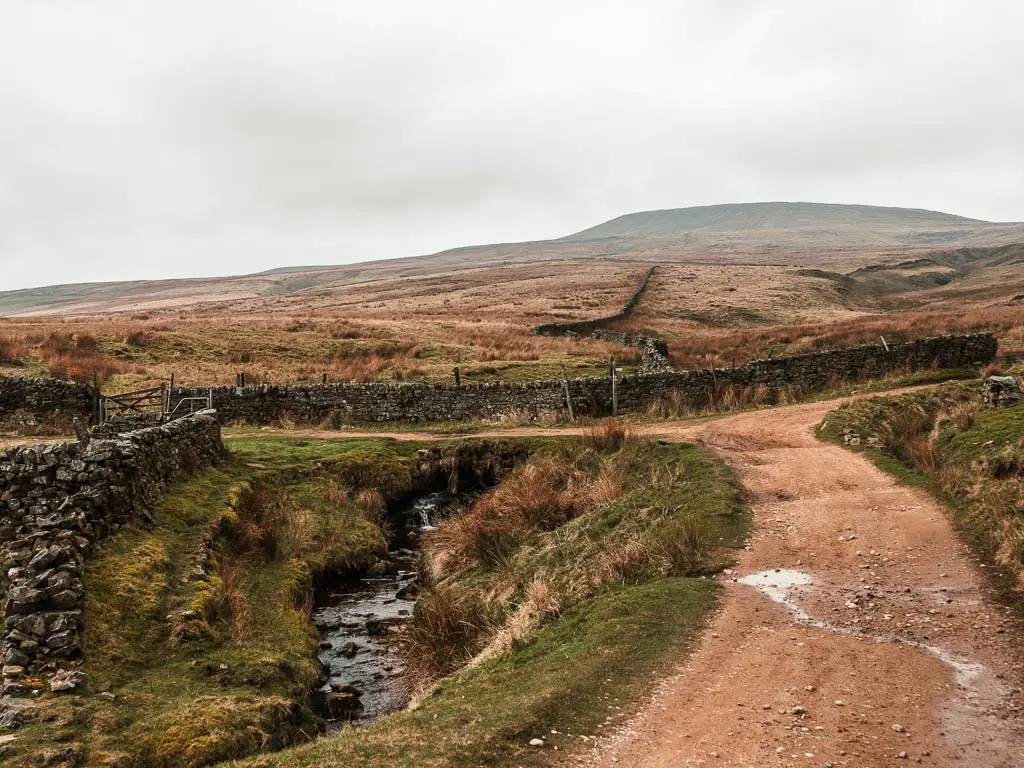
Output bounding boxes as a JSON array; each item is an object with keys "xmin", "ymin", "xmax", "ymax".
[{"xmin": 7, "ymin": 438, "xmax": 429, "ymax": 767}]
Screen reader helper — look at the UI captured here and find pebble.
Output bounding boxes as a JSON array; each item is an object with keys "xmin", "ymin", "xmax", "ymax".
[{"xmin": 529, "ymin": 738, "xmax": 545, "ymax": 747}]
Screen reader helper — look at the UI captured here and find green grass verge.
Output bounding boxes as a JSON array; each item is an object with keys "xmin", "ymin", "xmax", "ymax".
[{"xmin": 5, "ymin": 437, "xmax": 427, "ymax": 767}]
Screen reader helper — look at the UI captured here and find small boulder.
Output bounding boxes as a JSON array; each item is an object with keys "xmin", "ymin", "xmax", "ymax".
[
  {"xmin": 340, "ymin": 642, "xmax": 359, "ymax": 658},
  {"xmin": 324, "ymin": 692, "xmax": 364, "ymax": 720},
  {"xmin": 49, "ymin": 669, "xmax": 86, "ymax": 693}
]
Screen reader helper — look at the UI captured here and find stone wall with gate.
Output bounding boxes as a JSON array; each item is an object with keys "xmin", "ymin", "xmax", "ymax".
[{"xmin": 171, "ymin": 334, "xmax": 997, "ymax": 425}]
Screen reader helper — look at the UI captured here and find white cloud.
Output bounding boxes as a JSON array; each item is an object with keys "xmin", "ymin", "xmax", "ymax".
[{"xmin": 1, "ymin": 0, "xmax": 1022, "ymax": 289}]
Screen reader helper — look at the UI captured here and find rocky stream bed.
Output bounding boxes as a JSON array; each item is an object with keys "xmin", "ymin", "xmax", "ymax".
[{"xmin": 312, "ymin": 491, "xmax": 463, "ymax": 733}]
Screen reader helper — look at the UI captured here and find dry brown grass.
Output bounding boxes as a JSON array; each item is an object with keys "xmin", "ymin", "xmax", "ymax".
[
  {"xmin": 405, "ymin": 435, "xmax": 737, "ymax": 689},
  {"xmin": 0, "ymin": 308, "xmax": 640, "ymax": 390},
  {"xmin": 228, "ymin": 482, "xmax": 317, "ymax": 562},
  {"xmin": 646, "ymin": 380, "xmax": 777, "ymax": 418},
  {"xmin": 4, "ymin": 247, "xmax": 1022, "ymax": 393},
  {"xmin": 582, "ymin": 419, "xmax": 632, "ymax": 451},
  {"xmin": 403, "ymin": 586, "xmax": 494, "ymax": 682},
  {"xmin": 218, "ymin": 556, "xmax": 251, "ymax": 638},
  {"xmin": 981, "ymin": 362, "xmax": 1006, "ymax": 378},
  {"xmin": 625, "ymin": 302, "xmax": 1024, "ymax": 370},
  {"xmin": 424, "ymin": 456, "xmax": 607, "ymax": 584}
]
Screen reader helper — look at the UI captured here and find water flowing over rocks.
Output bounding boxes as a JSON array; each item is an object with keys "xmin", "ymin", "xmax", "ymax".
[{"xmin": 314, "ymin": 493, "xmax": 463, "ymax": 733}]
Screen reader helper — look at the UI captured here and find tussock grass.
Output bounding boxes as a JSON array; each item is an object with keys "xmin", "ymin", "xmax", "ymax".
[
  {"xmin": 4, "ymin": 437, "xmax": 417, "ymax": 768},
  {"xmin": 409, "ymin": 436, "xmax": 748, "ymax": 689},
  {"xmin": 819, "ymin": 381, "xmax": 1024, "ymax": 595}
]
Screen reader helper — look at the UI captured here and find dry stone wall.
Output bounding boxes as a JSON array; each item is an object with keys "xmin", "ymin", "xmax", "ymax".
[
  {"xmin": 0, "ymin": 411, "xmax": 223, "ymax": 694},
  {"xmin": 173, "ymin": 334, "xmax": 997, "ymax": 425},
  {"xmin": 533, "ymin": 266, "xmax": 656, "ymax": 337},
  {"xmin": 0, "ymin": 376, "xmax": 94, "ymax": 433},
  {"xmin": 591, "ymin": 330, "xmax": 674, "ymax": 374}
]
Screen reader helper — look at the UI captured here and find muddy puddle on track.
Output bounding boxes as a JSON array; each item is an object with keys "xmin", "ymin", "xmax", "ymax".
[{"xmin": 312, "ymin": 491, "xmax": 463, "ymax": 735}]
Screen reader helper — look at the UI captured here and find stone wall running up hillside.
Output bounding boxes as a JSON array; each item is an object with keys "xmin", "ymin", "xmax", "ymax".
[
  {"xmin": 0, "ymin": 411, "xmax": 223, "ymax": 693},
  {"xmin": 172, "ymin": 334, "xmax": 997, "ymax": 426},
  {"xmin": 533, "ymin": 266, "xmax": 655, "ymax": 337},
  {"xmin": 591, "ymin": 330, "xmax": 674, "ymax": 374}
]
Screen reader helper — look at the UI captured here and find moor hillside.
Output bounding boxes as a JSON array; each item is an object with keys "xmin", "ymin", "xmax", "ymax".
[
  {"xmin": 0, "ymin": 202, "xmax": 1022, "ymax": 394},
  {"xmin": 3, "ymin": 202, "xmax": 1024, "ymax": 318}
]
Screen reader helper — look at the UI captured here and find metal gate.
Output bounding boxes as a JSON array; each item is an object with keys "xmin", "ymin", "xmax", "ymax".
[{"xmin": 97, "ymin": 383, "xmax": 213, "ymax": 425}]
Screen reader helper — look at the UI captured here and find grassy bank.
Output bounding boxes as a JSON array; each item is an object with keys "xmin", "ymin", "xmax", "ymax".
[
  {"xmin": 4, "ymin": 432, "xmax": 747, "ymax": 768},
  {"xmin": 3, "ymin": 436, "xmax": 425, "ymax": 767},
  {"xmin": 221, "ymin": 430, "xmax": 748, "ymax": 768},
  {"xmin": 817, "ymin": 381, "xmax": 1024, "ymax": 598}
]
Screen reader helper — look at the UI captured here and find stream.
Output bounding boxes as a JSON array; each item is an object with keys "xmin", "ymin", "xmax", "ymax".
[{"xmin": 312, "ymin": 491, "xmax": 462, "ymax": 734}]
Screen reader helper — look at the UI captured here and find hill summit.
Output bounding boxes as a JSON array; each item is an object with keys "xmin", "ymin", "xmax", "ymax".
[
  {"xmin": 563, "ymin": 201, "xmax": 988, "ymax": 241},
  {"xmin": 2, "ymin": 201, "xmax": 1022, "ymax": 317}
]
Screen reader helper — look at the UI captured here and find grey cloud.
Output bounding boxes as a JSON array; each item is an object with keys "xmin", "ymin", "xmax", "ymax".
[{"xmin": 1, "ymin": 0, "xmax": 1022, "ymax": 290}]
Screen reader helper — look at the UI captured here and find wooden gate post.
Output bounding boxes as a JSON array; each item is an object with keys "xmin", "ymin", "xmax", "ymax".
[
  {"xmin": 611, "ymin": 358, "xmax": 618, "ymax": 417},
  {"xmin": 560, "ymin": 364, "xmax": 575, "ymax": 422}
]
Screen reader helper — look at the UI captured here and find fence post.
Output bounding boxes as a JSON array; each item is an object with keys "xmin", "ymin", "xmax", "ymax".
[
  {"xmin": 454, "ymin": 367, "xmax": 461, "ymax": 387},
  {"xmin": 560, "ymin": 364, "xmax": 575, "ymax": 422},
  {"xmin": 322, "ymin": 372, "xmax": 328, "ymax": 385},
  {"xmin": 91, "ymin": 371, "xmax": 100, "ymax": 425},
  {"xmin": 611, "ymin": 358, "xmax": 618, "ymax": 417}
]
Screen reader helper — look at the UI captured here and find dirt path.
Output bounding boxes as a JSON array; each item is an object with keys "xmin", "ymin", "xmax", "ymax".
[
  {"xmin": 226, "ymin": 391, "xmax": 1024, "ymax": 765},
  {"xmin": 5, "ymin": 388, "xmax": 1022, "ymax": 764},
  {"xmin": 575, "ymin": 399, "xmax": 1024, "ymax": 767}
]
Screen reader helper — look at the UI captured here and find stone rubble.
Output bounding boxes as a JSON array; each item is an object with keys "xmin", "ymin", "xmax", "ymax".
[{"xmin": 981, "ymin": 375, "xmax": 1022, "ymax": 407}]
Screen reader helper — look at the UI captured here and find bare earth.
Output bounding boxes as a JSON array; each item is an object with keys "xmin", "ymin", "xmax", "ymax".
[
  {"xmin": 580, "ymin": 401, "xmax": 1024, "ymax": 768},
  {"xmin": 4, "ymin": 394, "xmax": 1022, "ymax": 766},
  {"xmin": 222, "ymin": 397, "xmax": 1024, "ymax": 766}
]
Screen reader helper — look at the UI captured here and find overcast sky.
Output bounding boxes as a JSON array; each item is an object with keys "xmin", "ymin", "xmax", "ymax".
[{"xmin": 1, "ymin": 1, "xmax": 1022, "ymax": 290}]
